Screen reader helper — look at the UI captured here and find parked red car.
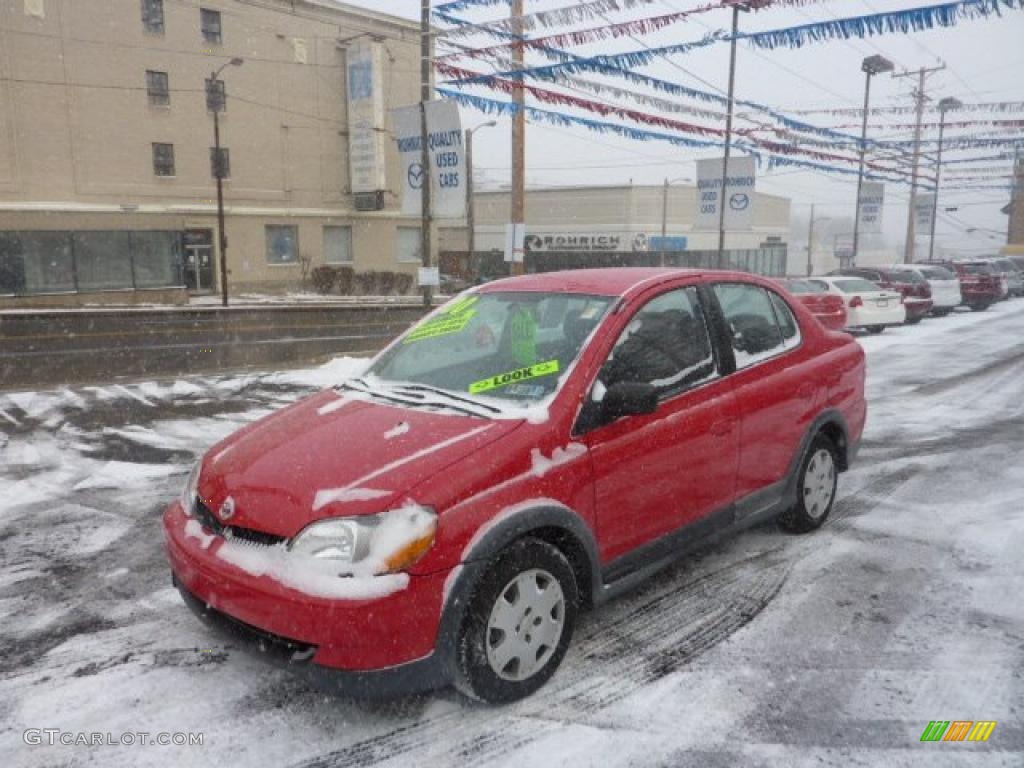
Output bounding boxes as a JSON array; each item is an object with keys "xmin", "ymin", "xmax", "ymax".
[
  {"xmin": 164, "ymin": 269, "xmax": 867, "ymax": 703},
  {"xmin": 830, "ymin": 267, "xmax": 933, "ymax": 323},
  {"xmin": 917, "ymin": 259, "xmax": 1002, "ymax": 311},
  {"xmin": 775, "ymin": 278, "xmax": 848, "ymax": 331}
]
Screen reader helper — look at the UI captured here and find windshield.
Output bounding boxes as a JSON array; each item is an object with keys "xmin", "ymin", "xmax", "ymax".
[
  {"xmin": 366, "ymin": 292, "xmax": 613, "ymax": 403},
  {"xmin": 832, "ymin": 278, "xmax": 882, "ymax": 293}
]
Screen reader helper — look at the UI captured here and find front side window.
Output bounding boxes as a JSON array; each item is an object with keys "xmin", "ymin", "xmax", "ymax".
[
  {"xmin": 152, "ymin": 142, "xmax": 175, "ymax": 176},
  {"xmin": 598, "ymin": 286, "xmax": 717, "ymax": 397},
  {"xmin": 146, "ymin": 70, "xmax": 169, "ymax": 106},
  {"xmin": 713, "ymin": 283, "xmax": 791, "ymax": 370},
  {"xmin": 367, "ymin": 292, "xmax": 613, "ymax": 403},
  {"xmin": 200, "ymin": 8, "xmax": 222, "ymax": 44},
  {"xmin": 265, "ymin": 225, "xmax": 298, "ymax": 265},
  {"xmin": 141, "ymin": 0, "xmax": 164, "ymax": 34}
]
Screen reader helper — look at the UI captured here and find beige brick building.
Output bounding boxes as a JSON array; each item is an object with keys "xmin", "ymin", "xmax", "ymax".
[{"xmin": 0, "ymin": 0, "xmax": 425, "ymax": 306}]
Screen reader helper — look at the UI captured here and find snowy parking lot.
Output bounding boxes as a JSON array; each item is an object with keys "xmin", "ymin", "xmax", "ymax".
[{"xmin": 2, "ymin": 301, "xmax": 1023, "ymax": 767}]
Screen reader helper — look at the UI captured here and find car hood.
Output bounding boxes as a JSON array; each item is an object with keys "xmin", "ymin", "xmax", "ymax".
[{"xmin": 197, "ymin": 390, "xmax": 520, "ymax": 537}]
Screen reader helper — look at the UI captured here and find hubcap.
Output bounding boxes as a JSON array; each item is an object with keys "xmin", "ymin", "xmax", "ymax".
[
  {"xmin": 803, "ymin": 448, "xmax": 836, "ymax": 519},
  {"xmin": 485, "ymin": 569, "xmax": 565, "ymax": 682}
]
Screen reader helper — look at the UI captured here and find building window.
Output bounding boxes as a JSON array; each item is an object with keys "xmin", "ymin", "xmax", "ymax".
[
  {"xmin": 200, "ymin": 8, "xmax": 222, "ymax": 44},
  {"xmin": 266, "ymin": 225, "xmax": 299, "ymax": 265},
  {"xmin": 141, "ymin": 0, "xmax": 164, "ymax": 34},
  {"xmin": 396, "ymin": 227, "xmax": 422, "ymax": 264},
  {"xmin": 146, "ymin": 70, "xmax": 169, "ymax": 107},
  {"xmin": 324, "ymin": 226, "xmax": 353, "ymax": 264},
  {"xmin": 210, "ymin": 147, "xmax": 230, "ymax": 179},
  {"xmin": 205, "ymin": 78, "xmax": 226, "ymax": 112},
  {"xmin": 152, "ymin": 143, "xmax": 175, "ymax": 177},
  {"xmin": 73, "ymin": 232, "xmax": 133, "ymax": 292}
]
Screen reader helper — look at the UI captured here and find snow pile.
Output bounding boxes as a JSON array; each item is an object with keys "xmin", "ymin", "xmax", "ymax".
[
  {"xmin": 72, "ymin": 461, "xmax": 182, "ymax": 491},
  {"xmin": 384, "ymin": 421, "xmax": 411, "ymax": 439},
  {"xmin": 312, "ymin": 487, "xmax": 391, "ymax": 510},
  {"xmin": 531, "ymin": 443, "xmax": 588, "ymax": 478},
  {"xmin": 209, "ymin": 502, "xmax": 436, "ymax": 600},
  {"xmin": 265, "ymin": 356, "xmax": 368, "ymax": 389}
]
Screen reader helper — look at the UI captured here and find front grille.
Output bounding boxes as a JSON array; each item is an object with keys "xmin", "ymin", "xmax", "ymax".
[{"xmin": 193, "ymin": 499, "xmax": 287, "ymax": 547}]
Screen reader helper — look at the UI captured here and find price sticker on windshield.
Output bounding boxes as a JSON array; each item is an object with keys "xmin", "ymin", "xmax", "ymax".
[
  {"xmin": 469, "ymin": 360, "xmax": 560, "ymax": 395},
  {"xmin": 404, "ymin": 295, "xmax": 480, "ymax": 344}
]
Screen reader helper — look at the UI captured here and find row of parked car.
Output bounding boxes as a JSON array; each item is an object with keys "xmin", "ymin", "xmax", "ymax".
[{"xmin": 778, "ymin": 256, "xmax": 1024, "ymax": 334}]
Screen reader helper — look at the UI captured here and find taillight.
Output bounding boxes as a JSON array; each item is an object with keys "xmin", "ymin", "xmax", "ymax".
[{"xmin": 849, "ymin": 296, "xmax": 863, "ymax": 308}]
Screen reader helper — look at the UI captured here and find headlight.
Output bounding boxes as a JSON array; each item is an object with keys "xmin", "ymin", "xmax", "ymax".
[
  {"xmin": 289, "ymin": 505, "xmax": 437, "ymax": 575},
  {"xmin": 181, "ymin": 461, "xmax": 201, "ymax": 514}
]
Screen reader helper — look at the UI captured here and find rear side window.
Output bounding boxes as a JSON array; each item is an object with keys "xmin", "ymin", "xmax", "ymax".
[
  {"xmin": 713, "ymin": 283, "xmax": 794, "ymax": 370},
  {"xmin": 768, "ymin": 291, "xmax": 801, "ymax": 345},
  {"xmin": 599, "ymin": 286, "xmax": 717, "ymax": 397},
  {"xmin": 890, "ymin": 270, "xmax": 926, "ymax": 284},
  {"xmin": 919, "ymin": 266, "xmax": 955, "ymax": 280}
]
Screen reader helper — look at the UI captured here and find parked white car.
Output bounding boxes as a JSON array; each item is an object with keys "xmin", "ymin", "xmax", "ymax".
[
  {"xmin": 894, "ymin": 264, "xmax": 962, "ymax": 316},
  {"xmin": 808, "ymin": 276, "xmax": 906, "ymax": 334}
]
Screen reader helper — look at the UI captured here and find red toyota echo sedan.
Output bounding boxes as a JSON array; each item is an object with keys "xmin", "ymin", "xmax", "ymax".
[{"xmin": 164, "ymin": 268, "xmax": 867, "ymax": 703}]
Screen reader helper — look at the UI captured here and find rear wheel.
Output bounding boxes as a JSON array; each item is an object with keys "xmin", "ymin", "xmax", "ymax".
[
  {"xmin": 780, "ymin": 435, "xmax": 839, "ymax": 534},
  {"xmin": 905, "ymin": 315, "xmax": 923, "ymax": 325},
  {"xmin": 969, "ymin": 302, "xmax": 990, "ymax": 312},
  {"xmin": 455, "ymin": 538, "xmax": 578, "ymax": 704},
  {"xmin": 931, "ymin": 308, "xmax": 953, "ymax": 317},
  {"xmin": 866, "ymin": 325, "xmax": 885, "ymax": 334}
]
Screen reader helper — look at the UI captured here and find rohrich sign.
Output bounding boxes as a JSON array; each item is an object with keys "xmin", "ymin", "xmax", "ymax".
[{"xmin": 524, "ymin": 233, "xmax": 650, "ymax": 253}]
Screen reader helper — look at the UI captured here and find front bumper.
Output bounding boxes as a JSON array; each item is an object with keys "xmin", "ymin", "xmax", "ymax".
[{"xmin": 163, "ymin": 502, "xmax": 452, "ymax": 681}]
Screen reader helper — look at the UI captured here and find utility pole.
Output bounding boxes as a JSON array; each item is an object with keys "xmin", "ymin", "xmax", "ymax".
[
  {"xmin": 208, "ymin": 58, "xmax": 243, "ymax": 308},
  {"xmin": 715, "ymin": 4, "xmax": 741, "ymax": 269},
  {"xmin": 420, "ymin": 0, "xmax": 433, "ymax": 307},
  {"xmin": 510, "ymin": 0, "xmax": 526, "ymax": 276},
  {"xmin": 928, "ymin": 97, "xmax": 961, "ymax": 261},
  {"xmin": 894, "ymin": 63, "xmax": 945, "ymax": 264},
  {"xmin": 660, "ymin": 177, "xmax": 669, "ymax": 267},
  {"xmin": 852, "ymin": 55, "xmax": 894, "ymax": 266},
  {"xmin": 465, "ymin": 121, "xmax": 496, "ymax": 278},
  {"xmin": 806, "ymin": 204, "xmax": 816, "ymax": 277}
]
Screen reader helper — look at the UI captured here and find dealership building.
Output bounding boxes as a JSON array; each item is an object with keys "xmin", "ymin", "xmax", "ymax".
[
  {"xmin": 0, "ymin": 0, "xmax": 425, "ymax": 307},
  {"xmin": 440, "ymin": 183, "xmax": 791, "ymax": 280}
]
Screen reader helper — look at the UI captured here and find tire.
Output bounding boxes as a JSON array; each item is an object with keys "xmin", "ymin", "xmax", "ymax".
[
  {"xmin": 969, "ymin": 302, "xmax": 990, "ymax": 312},
  {"xmin": 931, "ymin": 308, "xmax": 953, "ymax": 318},
  {"xmin": 866, "ymin": 325, "xmax": 885, "ymax": 334},
  {"xmin": 455, "ymin": 538, "xmax": 578, "ymax": 704},
  {"xmin": 905, "ymin": 315, "xmax": 922, "ymax": 325},
  {"xmin": 779, "ymin": 434, "xmax": 839, "ymax": 534}
]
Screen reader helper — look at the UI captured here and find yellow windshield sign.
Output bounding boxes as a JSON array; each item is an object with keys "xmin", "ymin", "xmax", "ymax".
[
  {"xmin": 404, "ymin": 295, "xmax": 480, "ymax": 344},
  {"xmin": 469, "ymin": 359, "xmax": 561, "ymax": 395}
]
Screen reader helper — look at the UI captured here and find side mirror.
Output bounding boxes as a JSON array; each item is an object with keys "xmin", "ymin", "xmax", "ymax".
[{"xmin": 602, "ymin": 382, "xmax": 658, "ymax": 422}]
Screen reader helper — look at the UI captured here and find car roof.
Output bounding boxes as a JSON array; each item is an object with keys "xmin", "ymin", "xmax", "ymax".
[{"xmin": 474, "ymin": 268, "xmax": 709, "ymax": 297}]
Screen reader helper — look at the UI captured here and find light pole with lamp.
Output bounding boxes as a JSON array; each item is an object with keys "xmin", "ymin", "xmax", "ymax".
[
  {"xmin": 659, "ymin": 176, "xmax": 692, "ymax": 267},
  {"xmin": 465, "ymin": 121, "xmax": 497, "ymax": 279},
  {"xmin": 851, "ymin": 54, "xmax": 894, "ymax": 267},
  {"xmin": 927, "ymin": 97, "xmax": 962, "ymax": 261},
  {"xmin": 208, "ymin": 57, "xmax": 243, "ymax": 307}
]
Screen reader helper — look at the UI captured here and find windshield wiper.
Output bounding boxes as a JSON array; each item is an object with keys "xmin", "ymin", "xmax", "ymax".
[
  {"xmin": 389, "ymin": 383, "xmax": 502, "ymax": 415},
  {"xmin": 340, "ymin": 380, "xmax": 492, "ymax": 420}
]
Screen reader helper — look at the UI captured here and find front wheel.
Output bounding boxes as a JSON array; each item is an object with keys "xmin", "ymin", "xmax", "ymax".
[
  {"xmin": 455, "ymin": 538, "xmax": 578, "ymax": 704},
  {"xmin": 779, "ymin": 435, "xmax": 839, "ymax": 534},
  {"xmin": 866, "ymin": 325, "xmax": 885, "ymax": 334}
]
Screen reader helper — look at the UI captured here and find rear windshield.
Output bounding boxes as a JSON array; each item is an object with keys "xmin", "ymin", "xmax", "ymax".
[
  {"xmin": 960, "ymin": 263, "xmax": 995, "ymax": 275},
  {"xmin": 832, "ymin": 278, "xmax": 881, "ymax": 293},
  {"xmin": 918, "ymin": 266, "xmax": 955, "ymax": 280},
  {"xmin": 780, "ymin": 279, "xmax": 825, "ymax": 295},
  {"xmin": 888, "ymin": 269, "xmax": 926, "ymax": 284}
]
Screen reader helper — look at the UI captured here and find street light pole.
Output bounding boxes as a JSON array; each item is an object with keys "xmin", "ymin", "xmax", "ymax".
[
  {"xmin": 928, "ymin": 97, "xmax": 961, "ymax": 261},
  {"xmin": 209, "ymin": 57, "xmax": 243, "ymax": 308},
  {"xmin": 465, "ymin": 121, "xmax": 496, "ymax": 277},
  {"xmin": 852, "ymin": 55, "xmax": 893, "ymax": 267}
]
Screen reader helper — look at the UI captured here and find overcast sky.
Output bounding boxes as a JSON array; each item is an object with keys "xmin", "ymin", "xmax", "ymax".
[{"xmin": 344, "ymin": 0, "xmax": 1023, "ymax": 256}]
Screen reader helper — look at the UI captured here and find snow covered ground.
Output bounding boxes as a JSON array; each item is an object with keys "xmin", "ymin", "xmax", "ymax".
[{"xmin": 2, "ymin": 302, "xmax": 1023, "ymax": 767}]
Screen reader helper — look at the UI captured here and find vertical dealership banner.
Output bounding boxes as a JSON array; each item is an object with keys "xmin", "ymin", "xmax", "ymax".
[
  {"xmin": 696, "ymin": 156, "xmax": 756, "ymax": 230},
  {"xmin": 857, "ymin": 182, "xmax": 885, "ymax": 234},
  {"xmin": 915, "ymin": 193, "xmax": 936, "ymax": 232},
  {"xmin": 346, "ymin": 42, "xmax": 387, "ymax": 197},
  {"xmin": 393, "ymin": 101, "xmax": 466, "ymax": 219}
]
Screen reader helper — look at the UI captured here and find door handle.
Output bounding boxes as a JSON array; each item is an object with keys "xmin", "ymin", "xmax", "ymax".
[{"xmin": 710, "ymin": 419, "xmax": 734, "ymax": 437}]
